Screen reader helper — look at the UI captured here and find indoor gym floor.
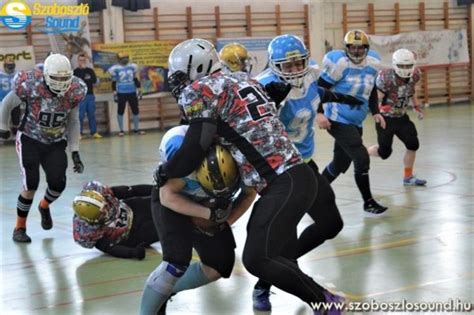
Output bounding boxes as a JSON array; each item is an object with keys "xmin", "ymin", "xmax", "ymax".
[{"xmin": 0, "ymin": 103, "xmax": 472, "ymax": 315}]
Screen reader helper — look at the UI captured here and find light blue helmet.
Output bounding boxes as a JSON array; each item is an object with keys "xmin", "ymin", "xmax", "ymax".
[{"xmin": 268, "ymin": 34, "xmax": 309, "ymax": 87}]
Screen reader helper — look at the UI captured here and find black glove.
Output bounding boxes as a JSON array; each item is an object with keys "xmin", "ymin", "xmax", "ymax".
[
  {"xmin": 153, "ymin": 164, "xmax": 168, "ymax": 188},
  {"xmin": 264, "ymin": 81, "xmax": 292, "ymax": 108},
  {"xmin": 72, "ymin": 151, "xmax": 84, "ymax": 173},
  {"xmin": 0, "ymin": 129, "xmax": 10, "ymax": 139},
  {"xmin": 323, "ymin": 90, "xmax": 364, "ymax": 109},
  {"xmin": 132, "ymin": 242, "xmax": 146, "ymax": 260},
  {"xmin": 113, "ymin": 92, "xmax": 118, "ymax": 103},
  {"xmin": 209, "ymin": 198, "xmax": 232, "ymax": 223}
]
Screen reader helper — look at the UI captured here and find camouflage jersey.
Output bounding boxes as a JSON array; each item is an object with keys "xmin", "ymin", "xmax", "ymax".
[
  {"xmin": 73, "ymin": 181, "xmax": 134, "ymax": 249},
  {"xmin": 376, "ymin": 68, "xmax": 421, "ymax": 118},
  {"xmin": 14, "ymin": 70, "xmax": 87, "ymax": 144},
  {"xmin": 179, "ymin": 71, "xmax": 303, "ymax": 192}
]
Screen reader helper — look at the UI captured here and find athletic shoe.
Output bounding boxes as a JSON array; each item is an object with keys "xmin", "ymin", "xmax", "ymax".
[
  {"xmin": 134, "ymin": 129, "xmax": 146, "ymax": 135},
  {"xmin": 313, "ymin": 290, "xmax": 345, "ymax": 315},
  {"xmin": 13, "ymin": 228, "xmax": 31, "ymax": 243},
  {"xmin": 39, "ymin": 205, "xmax": 53, "ymax": 230},
  {"xmin": 92, "ymin": 133, "xmax": 103, "ymax": 139},
  {"xmin": 118, "ymin": 131, "xmax": 125, "ymax": 137},
  {"xmin": 252, "ymin": 286, "xmax": 272, "ymax": 311},
  {"xmin": 363, "ymin": 199, "xmax": 388, "ymax": 216},
  {"xmin": 403, "ymin": 175, "xmax": 427, "ymax": 186}
]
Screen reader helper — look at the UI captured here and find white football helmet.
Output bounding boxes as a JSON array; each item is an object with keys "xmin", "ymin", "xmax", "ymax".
[
  {"xmin": 43, "ymin": 54, "xmax": 73, "ymax": 95},
  {"xmin": 392, "ymin": 49, "xmax": 416, "ymax": 78},
  {"xmin": 167, "ymin": 39, "xmax": 221, "ymax": 99}
]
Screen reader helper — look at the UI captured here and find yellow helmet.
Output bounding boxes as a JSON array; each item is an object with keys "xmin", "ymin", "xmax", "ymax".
[
  {"xmin": 196, "ymin": 144, "xmax": 240, "ymax": 198},
  {"xmin": 343, "ymin": 29, "xmax": 370, "ymax": 64},
  {"xmin": 72, "ymin": 190, "xmax": 107, "ymax": 224},
  {"xmin": 219, "ymin": 43, "xmax": 252, "ymax": 73}
]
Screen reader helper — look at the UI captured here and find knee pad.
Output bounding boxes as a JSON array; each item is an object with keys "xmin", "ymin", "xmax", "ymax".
[
  {"xmin": 405, "ymin": 138, "xmax": 419, "ymax": 151},
  {"xmin": 378, "ymin": 146, "xmax": 392, "ymax": 160},
  {"xmin": 146, "ymin": 261, "xmax": 188, "ymax": 295},
  {"xmin": 47, "ymin": 178, "xmax": 66, "ymax": 194}
]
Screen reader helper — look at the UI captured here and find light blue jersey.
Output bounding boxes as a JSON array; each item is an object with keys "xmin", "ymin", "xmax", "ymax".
[
  {"xmin": 108, "ymin": 63, "xmax": 138, "ymax": 94},
  {"xmin": 320, "ymin": 49, "xmax": 380, "ymax": 127},
  {"xmin": 256, "ymin": 65, "xmax": 322, "ymax": 160},
  {"xmin": 159, "ymin": 125, "xmax": 208, "ymax": 201},
  {"xmin": 0, "ymin": 71, "xmax": 16, "ymax": 101}
]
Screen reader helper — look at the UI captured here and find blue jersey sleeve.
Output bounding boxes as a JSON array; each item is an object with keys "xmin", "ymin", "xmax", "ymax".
[{"xmin": 320, "ymin": 50, "xmax": 347, "ymax": 85}]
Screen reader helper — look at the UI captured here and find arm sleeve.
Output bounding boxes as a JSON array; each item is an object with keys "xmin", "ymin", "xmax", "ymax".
[
  {"xmin": 369, "ymin": 86, "xmax": 379, "ymax": 115},
  {"xmin": 66, "ymin": 106, "xmax": 80, "ymax": 152},
  {"xmin": 316, "ymin": 78, "xmax": 334, "ymax": 113},
  {"xmin": 163, "ymin": 119, "xmax": 217, "ymax": 179},
  {"xmin": 112, "ymin": 81, "xmax": 117, "ymax": 92},
  {"xmin": 0, "ymin": 91, "xmax": 22, "ymax": 130},
  {"xmin": 134, "ymin": 78, "xmax": 141, "ymax": 88},
  {"xmin": 95, "ymin": 238, "xmax": 136, "ymax": 259},
  {"xmin": 90, "ymin": 68, "xmax": 97, "ymax": 84},
  {"xmin": 111, "ymin": 185, "xmax": 153, "ymax": 199}
]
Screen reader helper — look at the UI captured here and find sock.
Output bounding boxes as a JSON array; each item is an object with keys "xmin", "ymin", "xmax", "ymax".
[
  {"xmin": 139, "ymin": 262, "xmax": 187, "ymax": 315},
  {"xmin": 133, "ymin": 114, "xmax": 140, "ymax": 131},
  {"xmin": 255, "ymin": 279, "xmax": 272, "ymax": 291},
  {"xmin": 117, "ymin": 114, "xmax": 124, "ymax": 132},
  {"xmin": 43, "ymin": 188, "xmax": 61, "ymax": 206},
  {"xmin": 172, "ymin": 262, "xmax": 212, "ymax": 293},
  {"xmin": 322, "ymin": 163, "xmax": 338, "ymax": 183},
  {"xmin": 404, "ymin": 167, "xmax": 413, "ymax": 178},
  {"xmin": 355, "ymin": 172, "xmax": 373, "ymax": 202},
  {"xmin": 16, "ymin": 195, "xmax": 33, "ymax": 229}
]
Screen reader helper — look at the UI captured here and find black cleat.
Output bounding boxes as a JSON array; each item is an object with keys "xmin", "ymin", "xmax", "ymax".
[
  {"xmin": 39, "ymin": 205, "xmax": 53, "ymax": 230},
  {"xmin": 363, "ymin": 199, "xmax": 388, "ymax": 216},
  {"xmin": 13, "ymin": 228, "xmax": 32, "ymax": 243}
]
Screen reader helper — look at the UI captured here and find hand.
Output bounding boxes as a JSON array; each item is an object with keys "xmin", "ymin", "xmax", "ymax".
[
  {"xmin": 72, "ymin": 151, "xmax": 84, "ymax": 173},
  {"xmin": 264, "ymin": 81, "xmax": 291, "ymax": 107},
  {"xmin": 153, "ymin": 164, "xmax": 168, "ymax": 188},
  {"xmin": 113, "ymin": 92, "xmax": 118, "ymax": 103},
  {"xmin": 208, "ymin": 198, "xmax": 232, "ymax": 224},
  {"xmin": 133, "ymin": 242, "xmax": 146, "ymax": 260},
  {"xmin": 373, "ymin": 113, "xmax": 386, "ymax": 129},
  {"xmin": 414, "ymin": 108, "xmax": 424, "ymax": 120},
  {"xmin": 0, "ymin": 129, "xmax": 10, "ymax": 139},
  {"xmin": 316, "ymin": 113, "xmax": 331, "ymax": 130},
  {"xmin": 137, "ymin": 90, "xmax": 143, "ymax": 100}
]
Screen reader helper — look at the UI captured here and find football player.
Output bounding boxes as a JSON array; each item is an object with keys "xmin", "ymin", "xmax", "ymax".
[
  {"xmin": 318, "ymin": 29, "xmax": 388, "ymax": 215},
  {"xmin": 219, "ymin": 42, "xmax": 253, "ymax": 73},
  {"xmin": 140, "ymin": 124, "xmax": 257, "ymax": 314},
  {"xmin": 367, "ymin": 48, "xmax": 427, "ymax": 186},
  {"xmin": 0, "ymin": 56, "xmax": 20, "ymax": 136},
  {"xmin": 108, "ymin": 52, "xmax": 145, "ymax": 136},
  {"xmin": 251, "ymin": 34, "xmax": 364, "ymax": 312},
  {"xmin": 72, "ymin": 182, "xmax": 158, "ymax": 259},
  {"xmin": 0, "ymin": 53, "xmax": 87, "ymax": 243}
]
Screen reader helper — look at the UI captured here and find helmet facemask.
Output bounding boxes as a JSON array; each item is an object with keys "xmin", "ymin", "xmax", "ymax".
[
  {"xmin": 168, "ymin": 70, "xmax": 191, "ymax": 100},
  {"xmin": 43, "ymin": 54, "xmax": 73, "ymax": 95},
  {"xmin": 392, "ymin": 49, "xmax": 416, "ymax": 78},
  {"xmin": 344, "ymin": 30, "xmax": 370, "ymax": 64},
  {"xmin": 72, "ymin": 190, "xmax": 107, "ymax": 224},
  {"xmin": 3, "ymin": 59, "xmax": 16, "ymax": 74},
  {"xmin": 270, "ymin": 53, "xmax": 309, "ymax": 88}
]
